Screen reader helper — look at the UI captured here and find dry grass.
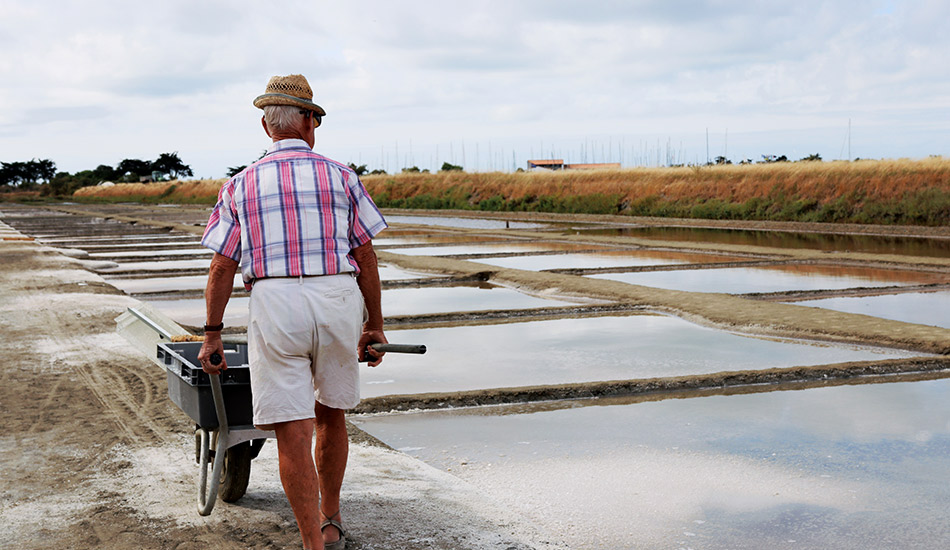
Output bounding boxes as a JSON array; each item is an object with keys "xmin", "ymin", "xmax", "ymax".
[
  {"xmin": 72, "ymin": 178, "xmax": 226, "ymax": 203},
  {"xmin": 363, "ymin": 157, "xmax": 950, "ymax": 204},
  {"xmin": 362, "ymin": 157, "xmax": 950, "ymax": 224},
  {"xmin": 68, "ymin": 158, "xmax": 950, "ymax": 225}
]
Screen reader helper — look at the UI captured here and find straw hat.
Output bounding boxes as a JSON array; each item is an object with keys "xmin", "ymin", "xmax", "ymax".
[{"xmin": 253, "ymin": 74, "xmax": 327, "ymax": 116}]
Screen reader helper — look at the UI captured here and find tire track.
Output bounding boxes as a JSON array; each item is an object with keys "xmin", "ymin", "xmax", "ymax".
[
  {"xmin": 74, "ymin": 365, "xmax": 139, "ymax": 442},
  {"xmin": 74, "ymin": 359, "xmax": 177, "ymax": 445},
  {"xmin": 25, "ymin": 376, "xmax": 66, "ymax": 435}
]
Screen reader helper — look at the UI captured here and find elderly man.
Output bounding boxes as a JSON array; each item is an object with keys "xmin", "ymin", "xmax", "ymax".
[{"xmin": 198, "ymin": 74, "xmax": 388, "ymax": 550}]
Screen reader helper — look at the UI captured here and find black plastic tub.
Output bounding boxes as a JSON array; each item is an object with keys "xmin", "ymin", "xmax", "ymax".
[{"xmin": 157, "ymin": 341, "xmax": 254, "ymax": 429}]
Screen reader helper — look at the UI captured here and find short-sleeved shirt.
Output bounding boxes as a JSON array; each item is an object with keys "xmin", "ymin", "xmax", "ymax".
[{"xmin": 201, "ymin": 139, "xmax": 387, "ymax": 286}]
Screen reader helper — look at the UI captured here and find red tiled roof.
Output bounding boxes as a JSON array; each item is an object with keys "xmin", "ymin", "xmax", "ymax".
[{"xmin": 565, "ymin": 163, "xmax": 622, "ymax": 170}]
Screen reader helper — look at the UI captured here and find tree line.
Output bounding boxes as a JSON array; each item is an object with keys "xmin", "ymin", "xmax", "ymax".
[
  {"xmin": 0, "ymin": 153, "xmax": 193, "ymax": 196},
  {"xmin": 343, "ymin": 161, "xmax": 464, "ymax": 177}
]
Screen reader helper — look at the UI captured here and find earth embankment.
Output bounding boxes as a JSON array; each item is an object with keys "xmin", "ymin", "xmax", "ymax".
[{"xmin": 61, "ymin": 157, "xmax": 950, "ymax": 226}]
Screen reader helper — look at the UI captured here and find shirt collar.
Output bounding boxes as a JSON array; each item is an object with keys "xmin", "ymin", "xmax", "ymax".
[{"xmin": 266, "ymin": 138, "xmax": 313, "ymax": 155}]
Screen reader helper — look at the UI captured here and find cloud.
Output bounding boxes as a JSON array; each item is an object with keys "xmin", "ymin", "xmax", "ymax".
[{"xmin": 0, "ymin": 0, "xmax": 948, "ymax": 175}]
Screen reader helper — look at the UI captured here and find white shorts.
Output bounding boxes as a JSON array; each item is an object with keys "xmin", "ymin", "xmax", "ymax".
[{"xmin": 248, "ymin": 274, "xmax": 364, "ymax": 426}]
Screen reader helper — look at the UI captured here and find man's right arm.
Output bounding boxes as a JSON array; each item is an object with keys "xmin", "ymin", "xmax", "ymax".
[{"xmin": 198, "ymin": 253, "xmax": 239, "ymax": 373}]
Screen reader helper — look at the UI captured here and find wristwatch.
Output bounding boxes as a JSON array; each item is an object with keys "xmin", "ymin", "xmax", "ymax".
[{"xmin": 204, "ymin": 322, "xmax": 224, "ymax": 332}]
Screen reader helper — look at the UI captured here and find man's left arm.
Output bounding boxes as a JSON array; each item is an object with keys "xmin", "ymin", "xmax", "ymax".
[{"xmin": 352, "ymin": 241, "xmax": 387, "ymax": 366}]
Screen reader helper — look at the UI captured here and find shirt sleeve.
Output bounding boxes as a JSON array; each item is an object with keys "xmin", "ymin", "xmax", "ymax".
[
  {"xmin": 201, "ymin": 179, "xmax": 243, "ymax": 262},
  {"xmin": 345, "ymin": 172, "xmax": 388, "ymax": 249}
]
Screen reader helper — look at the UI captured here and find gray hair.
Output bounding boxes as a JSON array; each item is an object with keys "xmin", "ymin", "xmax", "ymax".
[{"xmin": 263, "ymin": 105, "xmax": 307, "ymax": 133}]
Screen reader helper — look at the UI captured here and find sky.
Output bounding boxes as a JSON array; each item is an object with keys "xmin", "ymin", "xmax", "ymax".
[{"xmin": 1, "ymin": 0, "xmax": 948, "ymax": 179}]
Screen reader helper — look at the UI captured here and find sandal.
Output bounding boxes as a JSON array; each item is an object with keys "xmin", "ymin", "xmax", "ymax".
[{"xmin": 321, "ymin": 510, "xmax": 346, "ymax": 550}]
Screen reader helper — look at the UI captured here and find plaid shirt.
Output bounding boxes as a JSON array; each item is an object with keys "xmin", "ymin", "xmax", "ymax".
[{"xmin": 201, "ymin": 139, "xmax": 387, "ymax": 286}]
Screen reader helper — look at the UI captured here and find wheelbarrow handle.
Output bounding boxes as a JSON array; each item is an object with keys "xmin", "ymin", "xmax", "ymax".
[
  {"xmin": 197, "ymin": 370, "xmax": 229, "ymax": 516},
  {"xmin": 214, "ymin": 345, "xmax": 425, "ymax": 364},
  {"xmin": 371, "ymin": 343, "xmax": 426, "ymax": 354},
  {"xmin": 361, "ymin": 343, "xmax": 426, "ymax": 362}
]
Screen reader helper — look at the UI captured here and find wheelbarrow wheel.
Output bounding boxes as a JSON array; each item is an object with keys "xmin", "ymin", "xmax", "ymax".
[{"xmin": 218, "ymin": 441, "xmax": 253, "ymax": 503}]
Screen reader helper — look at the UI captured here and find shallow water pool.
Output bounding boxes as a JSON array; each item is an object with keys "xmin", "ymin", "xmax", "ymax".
[
  {"xmin": 96, "ymin": 258, "xmax": 212, "ymax": 273},
  {"xmin": 374, "ymin": 230, "xmax": 494, "ymax": 246},
  {"xmin": 589, "ymin": 263, "xmax": 946, "ymax": 294},
  {"xmin": 388, "ymin": 241, "xmax": 590, "ymax": 257},
  {"xmin": 575, "ymin": 225, "xmax": 950, "ymax": 258},
  {"xmin": 386, "ymin": 215, "xmax": 546, "ymax": 230},
  {"xmin": 88, "ymin": 248, "xmax": 211, "ymax": 259},
  {"xmin": 148, "ymin": 284, "xmax": 582, "ymax": 327},
  {"xmin": 360, "ymin": 315, "xmax": 918, "ymax": 397},
  {"xmin": 354, "ymin": 377, "xmax": 950, "ymax": 549},
  {"xmin": 791, "ymin": 291, "xmax": 950, "ymax": 328},
  {"xmin": 474, "ymin": 249, "xmax": 750, "ymax": 271},
  {"xmin": 106, "ymin": 274, "xmax": 242, "ymax": 294}
]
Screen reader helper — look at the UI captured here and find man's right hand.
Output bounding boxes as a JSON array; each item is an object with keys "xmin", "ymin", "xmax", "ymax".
[{"xmin": 358, "ymin": 329, "xmax": 388, "ymax": 367}]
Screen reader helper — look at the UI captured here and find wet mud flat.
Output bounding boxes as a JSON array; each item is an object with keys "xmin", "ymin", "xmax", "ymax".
[{"xmin": 3, "ymin": 202, "xmax": 949, "ymax": 549}]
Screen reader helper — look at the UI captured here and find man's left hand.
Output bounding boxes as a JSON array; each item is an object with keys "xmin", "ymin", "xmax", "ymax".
[{"xmin": 198, "ymin": 333, "xmax": 227, "ymax": 374}]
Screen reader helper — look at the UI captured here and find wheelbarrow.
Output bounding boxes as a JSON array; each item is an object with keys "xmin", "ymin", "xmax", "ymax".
[{"xmin": 155, "ymin": 339, "xmax": 426, "ymax": 515}]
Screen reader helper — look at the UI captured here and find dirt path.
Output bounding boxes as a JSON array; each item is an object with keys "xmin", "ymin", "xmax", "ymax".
[{"xmin": 0, "ymin": 214, "xmax": 558, "ymax": 550}]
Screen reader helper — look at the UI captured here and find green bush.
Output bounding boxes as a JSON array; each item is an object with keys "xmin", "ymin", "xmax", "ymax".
[{"xmin": 478, "ymin": 195, "xmax": 505, "ymax": 211}]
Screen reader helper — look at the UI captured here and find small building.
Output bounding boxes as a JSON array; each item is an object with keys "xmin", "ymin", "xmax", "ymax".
[{"xmin": 527, "ymin": 159, "xmax": 565, "ymax": 170}]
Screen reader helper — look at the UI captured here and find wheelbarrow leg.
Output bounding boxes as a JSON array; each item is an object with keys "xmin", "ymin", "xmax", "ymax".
[{"xmin": 197, "ymin": 374, "xmax": 230, "ymax": 516}]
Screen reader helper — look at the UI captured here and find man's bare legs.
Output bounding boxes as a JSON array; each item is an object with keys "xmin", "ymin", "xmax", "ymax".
[
  {"xmin": 314, "ymin": 402, "xmax": 348, "ymax": 545},
  {"xmin": 274, "ymin": 419, "xmax": 323, "ymax": 550}
]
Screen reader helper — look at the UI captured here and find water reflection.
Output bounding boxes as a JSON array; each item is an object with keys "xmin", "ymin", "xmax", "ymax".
[
  {"xmin": 88, "ymin": 248, "xmax": 211, "ymax": 259},
  {"xmin": 353, "ymin": 378, "xmax": 950, "ymax": 549},
  {"xmin": 360, "ymin": 316, "xmax": 917, "ymax": 397},
  {"xmin": 149, "ymin": 295, "xmax": 251, "ymax": 327},
  {"xmin": 106, "ymin": 274, "xmax": 241, "ymax": 294},
  {"xmin": 590, "ymin": 264, "xmax": 946, "ymax": 294},
  {"xmin": 392, "ymin": 241, "xmax": 599, "ymax": 257},
  {"xmin": 386, "ymin": 214, "xmax": 546, "ymax": 230},
  {"xmin": 37, "ymin": 234, "xmax": 199, "ymax": 245},
  {"xmin": 577, "ymin": 225, "xmax": 950, "ymax": 258},
  {"xmin": 376, "ymin": 264, "xmax": 436, "ymax": 281},
  {"xmin": 96, "ymin": 258, "xmax": 212, "ymax": 273},
  {"xmin": 374, "ymin": 230, "xmax": 492, "ymax": 246},
  {"xmin": 792, "ymin": 291, "xmax": 950, "ymax": 328},
  {"xmin": 475, "ymin": 249, "xmax": 750, "ymax": 271}
]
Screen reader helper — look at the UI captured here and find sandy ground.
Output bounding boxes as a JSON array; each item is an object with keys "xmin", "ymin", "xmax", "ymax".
[
  {"xmin": 0, "ymin": 221, "xmax": 560, "ymax": 550},
  {"xmin": 2, "ymin": 204, "xmax": 948, "ymax": 549}
]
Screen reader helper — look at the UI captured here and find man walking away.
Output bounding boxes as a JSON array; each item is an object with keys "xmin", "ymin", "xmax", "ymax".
[{"xmin": 198, "ymin": 74, "xmax": 388, "ymax": 550}]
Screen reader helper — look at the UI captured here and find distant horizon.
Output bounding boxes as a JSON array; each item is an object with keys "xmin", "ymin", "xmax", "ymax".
[{"xmin": 8, "ymin": 133, "xmax": 939, "ymax": 182}]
